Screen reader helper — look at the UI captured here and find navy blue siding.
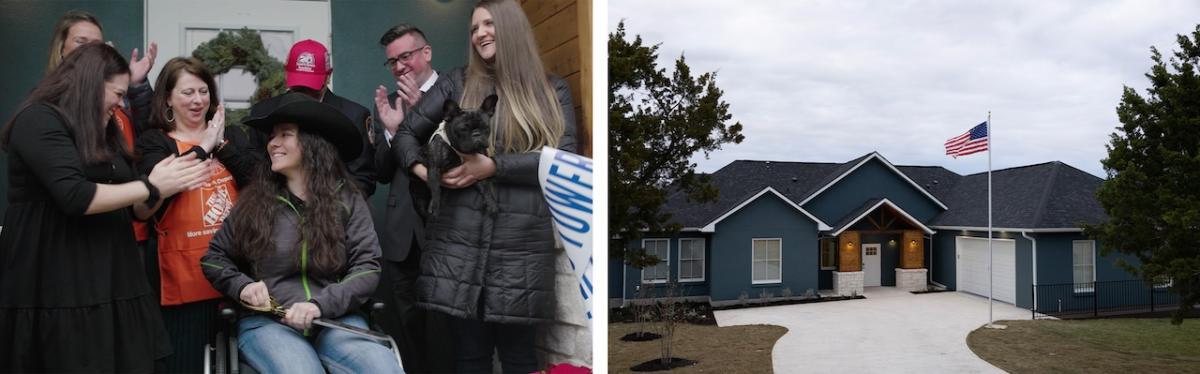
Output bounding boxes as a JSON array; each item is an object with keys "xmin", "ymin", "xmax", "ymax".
[
  {"xmin": 710, "ymin": 193, "xmax": 820, "ymax": 301},
  {"xmin": 620, "ymin": 233, "xmax": 712, "ymax": 299},
  {"xmin": 802, "ymin": 158, "xmax": 944, "ymax": 226},
  {"xmin": 1032, "ymin": 233, "xmax": 1142, "ymax": 312},
  {"xmin": 609, "ymin": 255, "xmax": 624, "ymax": 301},
  {"xmin": 931, "ymin": 233, "xmax": 957, "ymax": 288}
]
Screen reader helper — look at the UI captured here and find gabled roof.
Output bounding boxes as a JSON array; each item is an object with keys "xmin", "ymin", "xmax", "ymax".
[
  {"xmin": 929, "ymin": 161, "xmax": 1106, "ymax": 230},
  {"xmin": 659, "ymin": 153, "xmax": 1105, "ymax": 233},
  {"xmin": 828, "ymin": 198, "xmax": 935, "ymax": 236},
  {"xmin": 660, "ymin": 160, "xmax": 845, "ymax": 228},
  {"xmin": 796, "ymin": 152, "xmax": 950, "ymax": 210},
  {"xmin": 698, "ymin": 187, "xmax": 831, "ymax": 232}
]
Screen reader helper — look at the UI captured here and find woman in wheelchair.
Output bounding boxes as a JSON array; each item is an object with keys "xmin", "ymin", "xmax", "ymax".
[{"xmin": 201, "ymin": 93, "xmax": 401, "ymax": 373}]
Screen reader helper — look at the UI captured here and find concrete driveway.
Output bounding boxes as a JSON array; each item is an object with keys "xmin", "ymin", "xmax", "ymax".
[{"xmin": 714, "ymin": 287, "xmax": 1031, "ymax": 373}]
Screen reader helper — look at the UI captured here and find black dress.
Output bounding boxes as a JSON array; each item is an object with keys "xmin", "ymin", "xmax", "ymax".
[{"xmin": 0, "ymin": 104, "xmax": 171, "ymax": 372}]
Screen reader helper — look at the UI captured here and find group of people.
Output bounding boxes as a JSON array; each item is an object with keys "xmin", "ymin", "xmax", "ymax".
[{"xmin": 0, "ymin": 0, "xmax": 576, "ymax": 372}]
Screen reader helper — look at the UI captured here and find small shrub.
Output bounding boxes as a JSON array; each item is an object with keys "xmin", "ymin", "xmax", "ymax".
[
  {"xmin": 759, "ymin": 289, "xmax": 773, "ymax": 300},
  {"xmin": 781, "ymin": 288, "xmax": 793, "ymax": 298},
  {"xmin": 738, "ymin": 291, "xmax": 749, "ymax": 306},
  {"xmin": 804, "ymin": 288, "xmax": 815, "ymax": 299}
]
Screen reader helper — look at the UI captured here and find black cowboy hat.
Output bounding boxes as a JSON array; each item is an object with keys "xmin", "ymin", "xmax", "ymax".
[{"xmin": 243, "ymin": 92, "xmax": 362, "ymax": 160}]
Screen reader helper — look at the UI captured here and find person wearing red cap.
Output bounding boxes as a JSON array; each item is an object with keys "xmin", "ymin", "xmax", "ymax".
[{"xmin": 247, "ymin": 39, "xmax": 376, "ymax": 197}]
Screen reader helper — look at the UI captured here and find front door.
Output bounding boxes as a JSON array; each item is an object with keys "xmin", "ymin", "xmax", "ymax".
[{"xmin": 862, "ymin": 243, "xmax": 881, "ymax": 287}]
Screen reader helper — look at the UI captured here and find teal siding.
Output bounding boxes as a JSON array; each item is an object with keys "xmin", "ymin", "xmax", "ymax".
[
  {"xmin": 1, "ymin": 0, "xmax": 145, "ymax": 218},
  {"xmin": 802, "ymin": 158, "xmax": 943, "ymax": 225},
  {"xmin": 710, "ymin": 193, "xmax": 820, "ymax": 301}
]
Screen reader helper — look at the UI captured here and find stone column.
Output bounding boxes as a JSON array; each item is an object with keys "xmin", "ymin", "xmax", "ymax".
[
  {"xmin": 895, "ymin": 268, "xmax": 929, "ymax": 292},
  {"xmin": 832, "ymin": 271, "xmax": 864, "ymax": 296}
]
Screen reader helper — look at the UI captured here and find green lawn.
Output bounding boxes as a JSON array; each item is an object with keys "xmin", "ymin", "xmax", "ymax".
[{"xmin": 968, "ymin": 319, "xmax": 1200, "ymax": 373}]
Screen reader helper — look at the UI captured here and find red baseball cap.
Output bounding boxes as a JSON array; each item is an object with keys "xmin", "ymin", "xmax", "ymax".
[{"xmin": 285, "ymin": 39, "xmax": 332, "ymax": 91}]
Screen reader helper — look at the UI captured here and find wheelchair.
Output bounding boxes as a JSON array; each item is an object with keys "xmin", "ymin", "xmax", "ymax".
[{"xmin": 203, "ymin": 299, "xmax": 403, "ymax": 374}]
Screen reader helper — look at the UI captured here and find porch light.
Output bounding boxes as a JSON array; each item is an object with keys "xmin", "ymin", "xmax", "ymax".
[
  {"xmin": 846, "ymin": 242, "xmax": 854, "ymax": 249},
  {"xmin": 888, "ymin": 239, "xmax": 896, "ymax": 247},
  {"xmin": 909, "ymin": 240, "xmax": 917, "ymax": 248}
]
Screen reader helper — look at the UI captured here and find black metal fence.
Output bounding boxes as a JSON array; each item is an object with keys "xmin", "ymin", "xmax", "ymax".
[{"xmin": 1031, "ymin": 279, "xmax": 1182, "ymax": 319}]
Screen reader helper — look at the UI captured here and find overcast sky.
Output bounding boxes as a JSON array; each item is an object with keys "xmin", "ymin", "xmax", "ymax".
[{"xmin": 609, "ymin": 1, "xmax": 1200, "ymax": 177}]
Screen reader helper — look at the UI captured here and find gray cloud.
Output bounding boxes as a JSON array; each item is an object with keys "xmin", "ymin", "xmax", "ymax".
[{"xmin": 610, "ymin": 0, "xmax": 1199, "ymax": 177}]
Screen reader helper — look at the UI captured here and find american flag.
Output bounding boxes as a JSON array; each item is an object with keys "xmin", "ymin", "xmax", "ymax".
[{"xmin": 945, "ymin": 122, "xmax": 989, "ymax": 158}]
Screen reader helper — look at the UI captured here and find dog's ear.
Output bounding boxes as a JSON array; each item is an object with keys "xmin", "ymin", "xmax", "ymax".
[
  {"xmin": 443, "ymin": 99, "xmax": 462, "ymax": 120},
  {"xmin": 481, "ymin": 94, "xmax": 499, "ymax": 116}
]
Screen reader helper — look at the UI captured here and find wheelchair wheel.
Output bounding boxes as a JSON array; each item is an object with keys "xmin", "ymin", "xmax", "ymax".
[{"xmin": 214, "ymin": 331, "xmax": 227, "ymax": 374}]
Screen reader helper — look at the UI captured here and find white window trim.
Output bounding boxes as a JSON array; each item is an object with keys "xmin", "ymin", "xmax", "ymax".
[
  {"xmin": 1153, "ymin": 276, "xmax": 1173, "ymax": 289},
  {"xmin": 1072, "ymin": 240, "xmax": 1096, "ymax": 294},
  {"xmin": 641, "ymin": 238, "xmax": 670, "ymax": 284},
  {"xmin": 820, "ymin": 239, "xmax": 837, "ymax": 270},
  {"xmin": 751, "ymin": 238, "xmax": 783, "ymax": 285},
  {"xmin": 677, "ymin": 238, "xmax": 706, "ymax": 282}
]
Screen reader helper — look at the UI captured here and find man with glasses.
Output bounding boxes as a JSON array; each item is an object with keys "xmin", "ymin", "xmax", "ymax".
[
  {"xmin": 247, "ymin": 39, "xmax": 376, "ymax": 196},
  {"xmin": 371, "ymin": 24, "xmax": 453, "ymax": 374}
]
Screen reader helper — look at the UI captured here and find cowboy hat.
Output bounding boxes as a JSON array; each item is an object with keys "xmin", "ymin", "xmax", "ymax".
[{"xmin": 243, "ymin": 92, "xmax": 362, "ymax": 160}]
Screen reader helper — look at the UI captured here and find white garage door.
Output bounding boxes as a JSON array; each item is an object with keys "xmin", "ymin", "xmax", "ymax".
[{"xmin": 956, "ymin": 237, "xmax": 1016, "ymax": 304}]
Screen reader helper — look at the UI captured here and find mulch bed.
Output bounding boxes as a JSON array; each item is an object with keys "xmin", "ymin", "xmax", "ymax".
[
  {"xmin": 610, "ymin": 301, "xmax": 718, "ymax": 326},
  {"xmin": 712, "ymin": 294, "xmax": 865, "ymax": 311},
  {"xmin": 620, "ymin": 332, "xmax": 662, "ymax": 341},
  {"xmin": 630, "ymin": 358, "xmax": 699, "ymax": 372}
]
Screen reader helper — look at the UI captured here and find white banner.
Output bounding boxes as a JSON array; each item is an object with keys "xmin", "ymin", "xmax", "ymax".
[{"xmin": 538, "ymin": 147, "xmax": 594, "ymax": 321}]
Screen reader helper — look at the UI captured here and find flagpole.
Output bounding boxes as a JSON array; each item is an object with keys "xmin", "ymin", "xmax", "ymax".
[{"xmin": 987, "ymin": 111, "xmax": 994, "ymax": 326}]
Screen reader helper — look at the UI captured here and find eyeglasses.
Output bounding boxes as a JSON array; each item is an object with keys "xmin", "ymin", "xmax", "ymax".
[{"xmin": 383, "ymin": 45, "xmax": 428, "ymax": 68}]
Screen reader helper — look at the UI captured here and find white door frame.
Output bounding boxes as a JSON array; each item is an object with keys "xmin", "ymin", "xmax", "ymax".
[{"xmin": 862, "ymin": 243, "xmax": 881, "ymax": 287}]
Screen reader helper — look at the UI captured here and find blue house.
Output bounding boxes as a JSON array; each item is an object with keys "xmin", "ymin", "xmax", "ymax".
[{"xmin": 611, "ymin": 152, "xmax": 1142, "ymax": 310}]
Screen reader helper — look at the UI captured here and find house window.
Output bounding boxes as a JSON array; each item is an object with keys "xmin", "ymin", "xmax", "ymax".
[
  {"xmin": 752, "ymin": 238, "xmax": 782, "ymax": 284},
  {"xmin": 678, "ymin": 238, "xmax": 705, "ymax": 282},
  {"xmin": 641, "ymin": 239, "xmax": 669, "ymax": 284},
  {"xmin": 1072, "ymin": 240, "xmax": 1095, "ymax": 293},
  {"xmin": 820, "ymin": 239, "xmax": 836, "ymax": 270},
  {"xmin": 1153, "ymin": 275, "xmax": 1173, "ymax": 289}
]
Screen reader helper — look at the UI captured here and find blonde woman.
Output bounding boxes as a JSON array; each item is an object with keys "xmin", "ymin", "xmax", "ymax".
[{"xmin": 386, "ymin": 0, "xmax": 576, "ymax": 371}]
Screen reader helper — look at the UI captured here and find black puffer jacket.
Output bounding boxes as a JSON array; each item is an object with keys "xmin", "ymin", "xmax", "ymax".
[{"xmin": 394, "ymin": 67, "xmax": 576, "ymax": 324}]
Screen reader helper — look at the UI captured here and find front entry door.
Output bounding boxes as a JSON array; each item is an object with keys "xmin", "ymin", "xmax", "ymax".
[{"xmin": 862, "ymin": 243, "xmax": 881, "ymax": 287}]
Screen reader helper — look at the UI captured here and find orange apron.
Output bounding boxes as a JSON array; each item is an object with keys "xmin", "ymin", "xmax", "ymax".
[
  {"xmin": 155, "ymin": 138, "xmax": 238, "ymax": 305},
  {"xmin": 113, "ymin": 108, "xmax": 149, "ymax": 242}
]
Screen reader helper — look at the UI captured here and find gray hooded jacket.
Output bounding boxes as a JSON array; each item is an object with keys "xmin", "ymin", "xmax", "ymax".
[{"xmin": 202, "ymin": 189, "xmax": 381, "ymax": 319}]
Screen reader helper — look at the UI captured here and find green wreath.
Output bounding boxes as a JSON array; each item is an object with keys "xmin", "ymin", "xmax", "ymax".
[{"xmin": 192, "ymin": 28, "xmax": 287, "ymax": 126}]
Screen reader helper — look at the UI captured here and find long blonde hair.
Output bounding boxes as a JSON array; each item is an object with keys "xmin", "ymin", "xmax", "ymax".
[
  {"xmin": 461, "ymin": 0, "xmax": 565, "ymax": 153},
  {"xmin": 46, "ymin": 10, "xmax": 102, "ymax": 75}
]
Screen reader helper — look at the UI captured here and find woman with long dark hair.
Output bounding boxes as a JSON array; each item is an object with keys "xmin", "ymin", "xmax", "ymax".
[
  {"xmin": 202, "ymin": 93, "xmax": 399, "ymax": 373},
  {"xmin": 385, "ymin": 0, "xmax": 577, "ymax": 371},
  {"xmin": 0, "ymin": 43, "xmax": 208, "ymax": 372}
]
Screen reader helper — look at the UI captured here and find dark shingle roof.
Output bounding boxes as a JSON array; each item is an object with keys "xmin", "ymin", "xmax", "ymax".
[
  {"xmin": 662, "ymin": 160, "xmax": 844, "ymax": 228},
  {"xmin": 929, "ymin": 162, "xmax": 1106, "ymax": 229},
  {"xmin": 660, "ymin": 153, "xmax": 1105, "ymax": 231}
]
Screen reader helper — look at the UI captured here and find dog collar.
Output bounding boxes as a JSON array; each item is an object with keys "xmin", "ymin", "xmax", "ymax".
[{"xmin": 429, "ymin": 120, "xmax": 462, "ymax": 154}]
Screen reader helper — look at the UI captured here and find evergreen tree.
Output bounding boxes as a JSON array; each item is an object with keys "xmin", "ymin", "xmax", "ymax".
[
  {"xmin": 609, "ymin": 22, "xmax": 744, "ymax": 262},
  {"xmin": 1087, "ymin": 25, "xmax": 1200, "ymax": 324}
]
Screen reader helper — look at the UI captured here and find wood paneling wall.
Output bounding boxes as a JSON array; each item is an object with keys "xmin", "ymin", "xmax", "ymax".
[
  {"xmin": 838, "ymin": 231, "xmax": 862, "ymax": 272},
  {"xmin": 901, "ymin": 230, "xmax": 925, "ymax": 269},
  {"xmin": 521, "ymin": 0, "xmax": 592, "ymax": 156}
]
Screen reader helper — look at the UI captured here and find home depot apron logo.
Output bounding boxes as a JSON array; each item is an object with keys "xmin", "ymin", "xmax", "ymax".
[{"xmin": 155, "ymin": 139, "xmax": 239, "ymax": 305}]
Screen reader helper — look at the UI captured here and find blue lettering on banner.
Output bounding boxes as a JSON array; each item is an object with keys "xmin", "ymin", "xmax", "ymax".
[
  {"xmin": 538, "ymin": 147, "xmax": 594, "ymax": 321},
  {"xmin": 554, "ymin": 150, "xmax": 593, "ymax": 172}
]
